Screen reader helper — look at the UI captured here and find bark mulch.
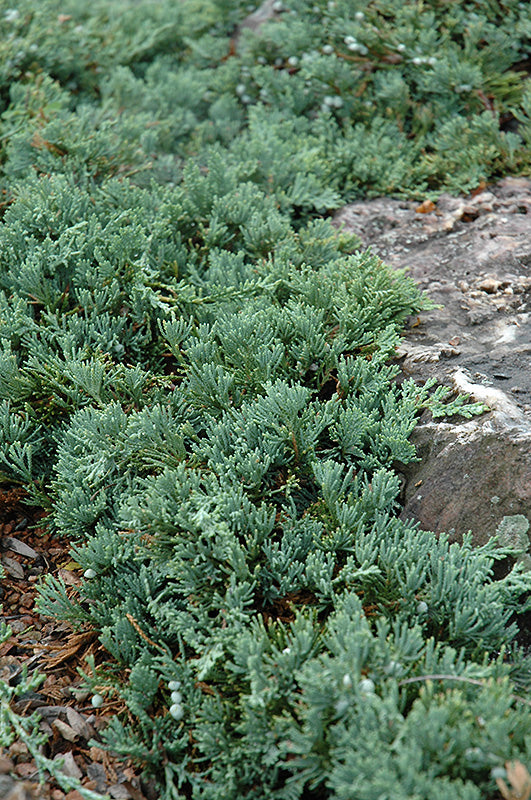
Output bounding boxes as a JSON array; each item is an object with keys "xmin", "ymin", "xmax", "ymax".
[{"xmin": 0, "ymin": 487, "xmax": 157, "ymax": 800}]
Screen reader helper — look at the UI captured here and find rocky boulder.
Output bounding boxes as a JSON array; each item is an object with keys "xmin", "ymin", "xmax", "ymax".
[{"xmin": 333, "ymin": 177, "xmax": 531, "ymax": 552}]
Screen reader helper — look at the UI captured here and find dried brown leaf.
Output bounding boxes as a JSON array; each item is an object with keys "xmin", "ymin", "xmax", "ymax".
[
  {"xmin": 416, "ymin": 199, "xmax": 436, "ymax": 214},
  {"xmin": 57, "ymin": 568, "xmax": 82, "ymax": 587}
]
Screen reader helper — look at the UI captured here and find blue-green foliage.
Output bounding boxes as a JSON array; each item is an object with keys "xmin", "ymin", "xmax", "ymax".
[
  {"xmin": 0, "ymin": 0, "xmax": 530, "ymax": 797},
  {"xmin": 1, "ymin": 0, "xmax": 530, "ymax": 202}
]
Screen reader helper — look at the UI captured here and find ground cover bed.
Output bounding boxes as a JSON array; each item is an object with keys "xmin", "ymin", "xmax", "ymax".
[{"xmin": 1, "ymin": 1, "xmax": 531, "ymax": 798}]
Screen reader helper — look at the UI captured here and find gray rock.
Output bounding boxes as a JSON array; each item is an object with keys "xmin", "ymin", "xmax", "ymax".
[
  {"xmin": 333, "ymin": 177, "xmax": 531, "ymax": 408},
  {"xmin": 334, "ymin": 178, "xmax": 531, "ymax": 547},
  {"xmin": 398, "ymin": 411, "xmax": 531, "ymax": 546}
]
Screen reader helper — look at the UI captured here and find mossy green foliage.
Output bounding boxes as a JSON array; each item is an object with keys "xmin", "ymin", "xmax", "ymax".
[{"xmin": 0, "ymin": 0, "xmax": 531, "ymax": 797}]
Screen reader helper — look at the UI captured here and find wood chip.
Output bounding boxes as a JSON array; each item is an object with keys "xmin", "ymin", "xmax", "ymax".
[
  {"xmin": 64, "ymin": 791, "xmax": 84, "ymax": 800},
  {"xmin": 1, "ymin": 537, "xmax": 38, "ymax": 559},
  {"xmin": 53, "ymin": 751, "xmax": 82, "ymax": 780},
  {"xmin": 65, "ymin": 706, "xmax": 95, "ymax": 740},
  {"xmin": 15, "ymin": 763, "xmax": 38, "ymax": 779},
  {"xmin": 0, "ymin": 641, "xmax": 16, "ymax": 657},
  {"xmin": 1, "ymin": 556, "xmax": 24, "ymax": 579},
  {"xmin": 52, "ymin": 718, "xmax": 79, "ymax": 743},
  {"xmin": 86, "ymin": 763, "xmax": 108, "ymax": 793},
  {"xmin": 88, "ymin": 746, "xmax": 106, "ymax": 763},
  {"xmin": 9, "ymin": 741, "xmax": 28, "ymax": 757},
  {"xmin": 0, "ymin": 756, "xmax": 14, "ymax": 774},
  {"xmin": 109, "ymin": 785, "xmax": 134, "ymax": 799},
  {"xmin": 36, "ymin": 705, "xmax": 71, "ymax": 719},
  {"xmin": 0, "ymin": 655, "xmax": 23, "ymax": 684},
  {"xmin": 120, "ymin": 781, "xmax": 149, "ymax": 800}
]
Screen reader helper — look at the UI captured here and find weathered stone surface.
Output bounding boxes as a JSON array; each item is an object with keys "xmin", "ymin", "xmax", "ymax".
[
  {"xmin": 334, "ymin": 177, "xmax": 531, "ymax": 408},
  {"xmin": 334, "ymin": 177, "xmax": 531, "ymax": 546},
  {"xmin": 397, "ymin": 410, "xmax": 531, "ymax": 545}
]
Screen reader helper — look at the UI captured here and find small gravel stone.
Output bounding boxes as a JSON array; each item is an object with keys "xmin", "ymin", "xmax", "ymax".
[{"xmin": 478, "ymin": 277, "xmax": 501, "ymax": 293}]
